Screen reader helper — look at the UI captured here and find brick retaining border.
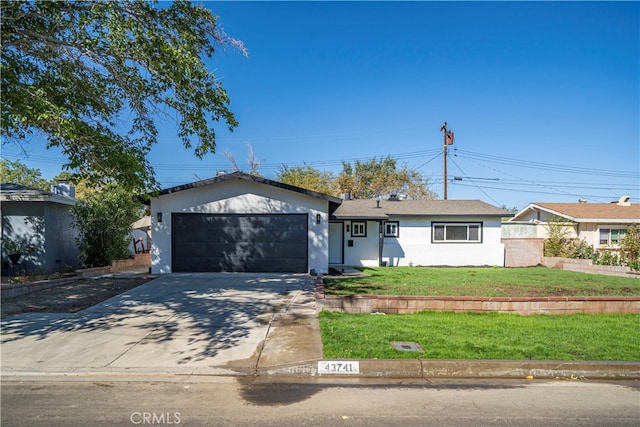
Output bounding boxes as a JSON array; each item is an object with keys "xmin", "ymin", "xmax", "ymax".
[
  {"xmin": 315, "ymin": 278, "xmax": 640, "ymax": 315},
  {"xmin": 1, "ymin": 277, "xmax": 80, "ymax": 300}
]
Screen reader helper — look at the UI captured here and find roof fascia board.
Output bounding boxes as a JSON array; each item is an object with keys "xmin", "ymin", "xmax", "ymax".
[
  {"xmin": 576, "ymin": 219, "xmax": 639, "ymax": 224},
  {"xmin": 151, "ymin": 172, "xmax": 342, "ymax": 204},
  {"xmin": 0, "ymin": 194, "xmax": 76, "ymax": 206},
  {"xmin": 331, "ymin": 215, "xmax": 389, "ymax": 220},
  {"xmin": 529, "ymin": 204, "xmax": 577, "ymax": 222}
]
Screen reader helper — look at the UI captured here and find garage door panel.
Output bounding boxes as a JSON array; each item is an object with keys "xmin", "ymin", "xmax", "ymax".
[{"xmin": 172, "ymin": 213, "xmax": 308, "ymax": 273}]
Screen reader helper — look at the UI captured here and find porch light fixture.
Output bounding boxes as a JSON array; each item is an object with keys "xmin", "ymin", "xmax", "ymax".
[
  {"xmin": 157, "ymin": 212, "xmax": 163, "ymax": 223},
  {"xmin": 316, "ymin": 214, "xmax": 321, "ymax": 224}
]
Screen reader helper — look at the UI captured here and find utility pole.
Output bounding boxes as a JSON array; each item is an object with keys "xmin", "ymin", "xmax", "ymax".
[{"xmin": 440, "ymin": 122, "xmax": 454, "ymax": 200}]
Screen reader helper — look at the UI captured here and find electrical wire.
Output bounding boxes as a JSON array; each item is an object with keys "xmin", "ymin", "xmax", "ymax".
[
  {"xmin": 454, "ymin": 149, "xmax": 639, "ymax": 179},
  {"xmin": 447, "ymin": 155, "xmax": 503, "ymax": 205}
]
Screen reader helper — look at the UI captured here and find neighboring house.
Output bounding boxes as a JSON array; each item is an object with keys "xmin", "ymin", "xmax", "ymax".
[
  {"xmin": 329, "ymin": 197, "xmax": 513, "ymax": 267},
  {"xmin": 0, "ymin": 183, "xmax": 80, "ymax": 274},
  {"xmin": 146, "ymin": 172, "xmax": 341, "ymax": 274},
  {"xmin": 507, "ymin": 196, "xmax": 640, "ymax": 253}
]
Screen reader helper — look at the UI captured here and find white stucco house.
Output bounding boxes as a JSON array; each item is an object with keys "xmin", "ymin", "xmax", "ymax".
[
  {"xmin": 0, "ymin": 183, "xmax": 80, "ymax": 274},
  {"xmin": 329, "ymin": 198, "xmax": 513, "ymax": 267},
  {"xmin": 147, "ymin": 173, "xmax": 514, "ymax": 273},
  {"xmin": 507, "ymin": 197, "xmax": 640, "ymax": 253},
  {"xmin": 146, "ymin": 172, "xmax": 341, "ymax": 274}
]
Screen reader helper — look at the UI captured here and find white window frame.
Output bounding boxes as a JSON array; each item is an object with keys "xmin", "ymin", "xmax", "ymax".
[
  {"xmin": 432, "ymin": 222, "xmax": 482, "ymax": 243},
  {"xmin": 351, "ymin": 221, "xmax": 367, "ymax": 237},
  {"xmin": 384, "ymin": 221, "xmax": 399, "ymax": 238},
  {"xmin": 598, "ymin": 227, "xmax": 626, "ymax": 247}
]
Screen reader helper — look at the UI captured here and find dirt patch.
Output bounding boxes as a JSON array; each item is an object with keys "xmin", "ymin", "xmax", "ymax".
[{"xmin": 1, "ymin": 276, "xmax": 154, "ymax": 319}]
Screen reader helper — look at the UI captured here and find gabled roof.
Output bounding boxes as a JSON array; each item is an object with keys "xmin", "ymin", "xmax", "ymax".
[
  {"xmin": 148, "ymin": 171, "xmax": 342, "ymax": 204},
  {"xmin": 511, "ymin": 202, "xmax": 640, "ymax": 223},
  {"xmin": 332, "ymin": 199, "xmax": 512, "ymax": 220},
  {"xmin": 0, "ymin": 183, "xmax": 77, "ymax": 206}
]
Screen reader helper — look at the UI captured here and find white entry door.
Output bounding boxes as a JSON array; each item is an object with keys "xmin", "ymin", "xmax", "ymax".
[{"xmin": 328, "ymin": 222, "xmax": 344, "ymax": 264}]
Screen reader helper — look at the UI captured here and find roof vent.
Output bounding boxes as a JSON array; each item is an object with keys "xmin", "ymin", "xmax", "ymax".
[{"xmin": 617, "ymin": 196, "xmax": 631, "ymax": 206}]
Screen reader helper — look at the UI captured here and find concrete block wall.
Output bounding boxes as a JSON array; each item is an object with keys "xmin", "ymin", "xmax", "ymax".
[
  {"xmin": 316, "ymin": 293, "xmax": 640, "ymax": 315},
  {"xmin": 542, "ymin": 257, "xmax": 636, "ymax": 278},
  {"xmin": 315, "ymin": 280, "xmax": 640, "ymax": 315},
  {"xmin": 111, "ymin": 253, "xmax": 151, "ymax": 272},
  {"xmin": 502, "ymin": 238, "xmax": 544, "ymax": 267}
]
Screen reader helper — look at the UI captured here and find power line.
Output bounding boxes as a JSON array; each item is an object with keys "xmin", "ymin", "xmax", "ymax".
[
  {"xmin": 448, "ymin": 155, "xmax": 503, "ymax": 205},
  {"xmin": 449, "ymin": 182, "xmax": 637, "ymax": 203},
  {"xmin": 454, "ymin": 149, "xmax": 639, "ymax": 179}
]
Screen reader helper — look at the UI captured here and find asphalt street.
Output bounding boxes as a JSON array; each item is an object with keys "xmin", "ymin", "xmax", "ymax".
[{"xmin": 2, "ymin": 377, "xmax": 638, "ymax": 426}]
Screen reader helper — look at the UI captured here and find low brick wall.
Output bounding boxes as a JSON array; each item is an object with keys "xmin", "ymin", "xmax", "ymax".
[
  {"xmin": 1, "ymin": 277, "xmax": 80, "ymax": 300},
  {"xmin": 111, "ymin": 253, "xmax": 151, "ymax": 272},
  {"xmin": 77, "ymin": 253, "xmax": 151, "ymax": 278},
  {"xmin": 3, "ymin": 253, "xmax": 153, "ymax": 299},
  {"xmin": 315, "ymin": 281, "xmax": 640, "ymax": 316},
  {"xmin": 542, "ymin": 257, "xmax": 638, "ymax": 278}
]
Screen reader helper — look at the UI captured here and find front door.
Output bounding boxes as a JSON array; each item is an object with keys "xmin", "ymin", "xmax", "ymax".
[{"xmin": 328, "ymin": 222, "xmax": 344, "ymax": 264}]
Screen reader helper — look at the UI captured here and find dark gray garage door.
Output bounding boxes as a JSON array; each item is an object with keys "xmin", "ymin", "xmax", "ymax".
[{"xmin": 172, "ymin": 213, "xmax": 308, "ymax": 273}]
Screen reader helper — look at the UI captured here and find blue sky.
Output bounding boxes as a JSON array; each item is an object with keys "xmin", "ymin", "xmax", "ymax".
[{"xmin": 4, "ymin": 1, "xmax": 639, "ymax": 209}]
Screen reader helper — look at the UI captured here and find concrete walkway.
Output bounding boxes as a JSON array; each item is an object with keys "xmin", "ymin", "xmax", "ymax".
[{"xmin": 1, "ymin": 272, "xmax": 638, "ymax": 380}]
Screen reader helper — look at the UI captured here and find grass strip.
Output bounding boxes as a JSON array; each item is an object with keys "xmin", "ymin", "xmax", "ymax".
[
  {"xmin": 319, "ymin": 311, "xmax": 640, "ymax": 361},
  {"xmin": 323, "ymin": 266, "xmax": 640, "ymax": 297}
]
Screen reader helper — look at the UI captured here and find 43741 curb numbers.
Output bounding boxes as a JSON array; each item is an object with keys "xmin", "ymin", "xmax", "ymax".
[{"xmin": 318, "ymin": 361, "xmax": 360, "ymax": 374}]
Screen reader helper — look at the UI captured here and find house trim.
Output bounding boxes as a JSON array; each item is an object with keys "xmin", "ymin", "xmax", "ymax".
[{"xmin": 145, "ymin": 172, "xmax": 342, "ymax": 205}]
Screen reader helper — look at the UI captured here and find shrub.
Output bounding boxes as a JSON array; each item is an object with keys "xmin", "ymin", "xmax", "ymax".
[
  {"xmin": 543, "ymin": 217, "xmax": 574, "ymax": 257},
  {"xmin": 592, "ymin": 251, "xmax": 623, "ymax": 267},
  {"xmin": 568, "ymin": 239, "xmax": 593, "ymax": 259},
  {"xmin": 620, "ymin": 223, "xmax": 640, "ymax": 265},
  {"xmin": 71, "ymin": 185, "xmax": 143, "ymax": 268},
  {"xmin": 626, "ymin": 260, "xmax": 640, "ymax": 272}
]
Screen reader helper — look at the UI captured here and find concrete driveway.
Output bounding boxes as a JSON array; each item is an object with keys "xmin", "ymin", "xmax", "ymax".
[{"xmin": 1, "ymin": 273, "xmax": 322, "ymax": 377}]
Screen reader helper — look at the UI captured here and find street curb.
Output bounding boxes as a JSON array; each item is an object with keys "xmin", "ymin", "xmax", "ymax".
[
  {"xmin": 3, "ymin": 360, "xmax": 638, "ymax": 381},
  {"xmin": 259, "ymin": 359, "xmax": 640, "ymax": 380}
]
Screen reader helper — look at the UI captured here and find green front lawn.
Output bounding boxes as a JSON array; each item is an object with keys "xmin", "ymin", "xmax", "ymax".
[
  {"xmin": 320, "ymin": 267, "xmax": 640, "ymax": 361},
  {"xmin": 320, "ymin": 311, "xmax": 640, "ymax": 361},
  {"xmin": 324, "ymin": 266, "xmax": 640, "ymax": 297}
]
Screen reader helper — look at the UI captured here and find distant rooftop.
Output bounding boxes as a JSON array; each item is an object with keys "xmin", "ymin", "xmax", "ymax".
[
  {"xmin": 0, "ymin": 183, "xmax": 77, "ymax": 205},
  {"xmin": 513, "ymin": 201, "xmax": 640, "ymax": 222}
]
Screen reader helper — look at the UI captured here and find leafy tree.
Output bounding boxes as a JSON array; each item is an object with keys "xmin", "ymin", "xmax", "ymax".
[
  {"xmin": 276, "ymin": 164, "xmax": 337, "ymax": 196},
  {"xmin": 336, "ymin": 156, "xmax": 436, "ymax": 200},
  {"xmin": 1, "ymin": 0, "xmax": 246, "ymax": 191},
  {"xmin": 620, "ymin": 223, "xmax": 640, "ymax": 266},
  {"xmin": 543, "ymin": 216, "xmax": 574, "ymax": 257},
  {"xmin": 71, "ymin": 185, "xmax": 143, "ymax": 268},
  {"xmin": 0, "ymin": 159, "xmax": 49, "ymax": 190}
]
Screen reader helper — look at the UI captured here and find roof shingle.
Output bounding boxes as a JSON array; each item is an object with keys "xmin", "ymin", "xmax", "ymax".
[
  {"xmin": 332, "ymin": 199, "xmax": 512, "ymax": 219},
  {"xmin": 528, "ymin": 202, "xmax": 640, "ymax": 222}
]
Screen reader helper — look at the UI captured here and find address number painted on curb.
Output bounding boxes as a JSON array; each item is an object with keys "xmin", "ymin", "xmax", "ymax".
[{"xmin": 318, "ymin": 361, "xmax": 360, "ymax": 374}]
